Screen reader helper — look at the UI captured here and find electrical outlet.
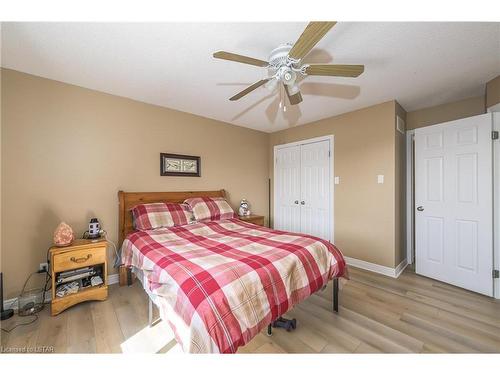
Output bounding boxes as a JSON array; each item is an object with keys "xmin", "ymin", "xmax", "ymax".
[{"xmin": 39, "ymin": 262, "xmax": 48, "ymax": 273}]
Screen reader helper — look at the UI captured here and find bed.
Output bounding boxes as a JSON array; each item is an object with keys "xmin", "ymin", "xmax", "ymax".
[{"xmin": 118, "ymin": 190, "xmax": 347, "ymax": 353}]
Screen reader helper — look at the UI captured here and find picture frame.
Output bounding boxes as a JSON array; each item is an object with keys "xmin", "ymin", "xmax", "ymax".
[{"xmin": 160, "ymin": 153, "xmax": 201, "ymax": 177}]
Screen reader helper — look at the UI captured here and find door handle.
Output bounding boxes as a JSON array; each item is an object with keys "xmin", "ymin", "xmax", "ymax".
[
  {"xmin": 416, "ymin": 206, "xmax": 424, "ymax": 212},
  {"xmin": 294, "ymin": 200, "xmax": 299, "ymax": 204},
  {"xmin": 300, "ymin": 201, "xmax": 305, "ymax": 205}
]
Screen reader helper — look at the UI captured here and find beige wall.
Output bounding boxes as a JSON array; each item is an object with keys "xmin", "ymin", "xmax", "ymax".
[
  {"xmin": 406, "ymin": 95, "xmax": 485, "ymax": 130},
  {"xmin": 486, "ymin": 75, "xmax": 500, "ymax": 109},
  {"xmin": 5, "ymin": 66, "xmax": 490, "ymax": 297},
  {"xmin": 269, "ymin": 101, "xmax": 401, "ymax": 268},
  {"xmin": 1, "ymin": 69, "xmax": 270, "ymax": 299}
]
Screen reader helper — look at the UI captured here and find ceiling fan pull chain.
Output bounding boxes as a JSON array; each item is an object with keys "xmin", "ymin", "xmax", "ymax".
[
  {"xmin": 281, "ymin": 84, "xmax": 286, "ymax": 112},
  {"xmin": 279, "ymin": 85, "xmax": 283, "ymax": 108}
]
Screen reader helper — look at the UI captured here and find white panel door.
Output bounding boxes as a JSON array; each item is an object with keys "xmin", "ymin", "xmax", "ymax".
[
  {"xmin": 274, "ymin": 145, "xmax": 301, "ymax": 233},
  {"xmin": 415, "ymin": 113, "xmax": 493, "ymax": 296},
  {"xmin": 300, "ymin": 140, "xmax": 331, "ymax": 241}
]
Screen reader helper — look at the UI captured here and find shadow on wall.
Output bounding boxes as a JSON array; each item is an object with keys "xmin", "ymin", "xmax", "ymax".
[
  {"xmin": 300, "ymin": 82, "xmax": 360, "ymax": 100},
  {"xmin": 230, "ymin": 82, "xmax": 361, "ymax": 127},
  {"xmin": 32, "ymin": 206, "xmax": 99, "ymax": 252},
  {"xmin": 32, "ymin": 206, "xmax": 60, "ymax": 257}
]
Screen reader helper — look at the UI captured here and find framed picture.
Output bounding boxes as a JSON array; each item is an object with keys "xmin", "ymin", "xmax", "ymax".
[{"xmin": 160, "ymin": 153, "xmax": 201, "ymax": 177}]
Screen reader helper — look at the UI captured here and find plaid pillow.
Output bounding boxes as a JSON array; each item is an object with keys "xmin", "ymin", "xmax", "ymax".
[
  {"xmin": 183, "ymin": 197, "xmax": 236, "ymax": 222},
  {"xmin": 131, "ymin": 202, "xmax": 194, "ymax": 230}
]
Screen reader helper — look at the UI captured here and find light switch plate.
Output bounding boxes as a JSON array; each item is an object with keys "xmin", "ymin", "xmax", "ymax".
[
  {"xmin": 377, "ymin": 175, "xmax": 384, "ymax": 184},
  {"xmin": 334, "ymin": 176, "xmax": 340, "ymax": 185}
]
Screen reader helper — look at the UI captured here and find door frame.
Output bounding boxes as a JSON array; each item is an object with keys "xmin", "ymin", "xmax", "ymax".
[
  {"xmin": 406, "ymin": 113, "xmax": 499, "ymax": 298},
  {"xmin": 491, "ymin": 111, "xmax": 500, "ymax": 299},
  {"xmin": 273, "ymin": 135, "xmax": 334, "ymax": 243},
  {"xmin": 406, "ymin": 129, "xmax": 415, "ymax": 265}
]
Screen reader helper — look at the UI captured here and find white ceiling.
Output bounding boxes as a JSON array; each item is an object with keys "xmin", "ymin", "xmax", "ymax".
[{"xmin": 2, "ymin": 22, "xmax": 499, "ymax": 132}]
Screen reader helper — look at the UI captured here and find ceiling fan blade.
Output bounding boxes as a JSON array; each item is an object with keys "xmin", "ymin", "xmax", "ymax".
[
  {"xmin": 213, "ymin": 51, "xmax": 268, "ymax": 67},
  {"xmin": 229, "ymin": 79, "xmax": 270, "ymax": 101},
  {"xmin": 284, "ymin": 85, "xmax": 303, "ymax": 105},
  {"xmin": 305, "ymin": 64, "xmax": 365, "ymax": 77},
  {"xmin": 288, "ymin": 22, "xmax": 336, "ymax": 61}
]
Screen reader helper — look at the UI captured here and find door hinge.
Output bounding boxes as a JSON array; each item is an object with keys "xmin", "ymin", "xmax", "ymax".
[
  {"xmin": 493, "ymin": 269, "xmax": 499, "ymax": 279},
  {"xmin": 492, "ymin": 131, "xmax": 499, "ymax": 140},
  {"xmin": 328, "ymin": 150, "xmax": 331, "ymax": 157}
]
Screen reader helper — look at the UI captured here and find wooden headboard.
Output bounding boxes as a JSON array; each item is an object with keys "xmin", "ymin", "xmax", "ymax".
[{"xmin": 118, "ymin": 189, "xmax": 226, "ymax": 245}]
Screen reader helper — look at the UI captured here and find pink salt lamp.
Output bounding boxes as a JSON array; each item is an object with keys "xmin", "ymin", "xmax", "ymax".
[{"xmin": 53, "ymin": 222, "xmax": 75, "ymax": 247}]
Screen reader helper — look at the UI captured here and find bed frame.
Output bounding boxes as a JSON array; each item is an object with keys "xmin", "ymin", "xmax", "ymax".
[{"xmin": 117, "ymin": 189, "xmax": 339, "ymax": 332}]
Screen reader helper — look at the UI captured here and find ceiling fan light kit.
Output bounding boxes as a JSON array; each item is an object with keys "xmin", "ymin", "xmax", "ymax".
[
  {"xmin": 264, "ymin": 78, "xmax": 278, "ymax": 92},
  {"xmin": 213, "ymin": 22, "xmax": 365, "ymax": 111},
  {"xmin": 287, "ymin": 83, "xmax": 300, "ymax": 96}
]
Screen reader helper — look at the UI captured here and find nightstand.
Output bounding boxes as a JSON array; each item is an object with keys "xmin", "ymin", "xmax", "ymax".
[
  {"xmin": 238, "ymin": 214, "xmax": 265, "ymax": 227},
  {"xmin": 49, "ymin": 239, "xmax": 108, "ymax": 316}
]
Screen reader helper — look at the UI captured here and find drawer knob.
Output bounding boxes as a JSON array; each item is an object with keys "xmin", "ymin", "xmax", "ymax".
[{"xmin": 70, "ymin": 254, "xmax": 92, "ymax": 263}]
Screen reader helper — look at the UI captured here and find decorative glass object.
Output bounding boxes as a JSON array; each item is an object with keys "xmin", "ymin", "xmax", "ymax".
[{"xmin": 53, "ymin": 222, "xmax": 75, "ymax": 247}]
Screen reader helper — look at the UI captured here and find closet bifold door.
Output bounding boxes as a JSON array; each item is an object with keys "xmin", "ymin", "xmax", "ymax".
[
  {"xmin": 274, "ymin": 145, "xmax": 301, "ymax": 233},
  {"xmin": 300, "ymin": 140, "xmax": 331, "ymax": 241},
  {"xmin": 274, "ymin": 139, "xmax": 331, "ymax": 241}
]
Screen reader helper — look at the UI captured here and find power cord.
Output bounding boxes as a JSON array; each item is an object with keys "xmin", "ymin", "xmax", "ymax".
[
  {"xmin": 1, "ymin": 314, "xmax": 38, "ymax": 333},
  {"xmin": 105, "ymin": 234, "xmax": 122, "ymax": 268},
  {"xmin": 1, "ymin": 233, "xmax": 118, "ymax": 335},
  {"xmin": 82, "ymin": 229, "xmax": 121, "ymax": 268},
  {"xmin": 44, "ymin": 246, "xmax": 53, "ymax": 299},
  {"xmin": 1, "ymin": 270, "xmax": 47, "ymax": 334}
]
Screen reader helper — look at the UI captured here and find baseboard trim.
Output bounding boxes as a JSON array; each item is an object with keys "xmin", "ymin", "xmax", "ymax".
[
  {"xmin": 345, "ymin": 257, "xmax": 408, "ymax": 279},
  {"xmin": 107, "ymin": 273, "xmax": 119, "ymax": 285},
  {"xmin": 4, "ymin": 273, "xmax": 120, "ymax": 312},
  {"xmin": 394, "ymin": 259, "xmax": 408, "ymax": 278}
]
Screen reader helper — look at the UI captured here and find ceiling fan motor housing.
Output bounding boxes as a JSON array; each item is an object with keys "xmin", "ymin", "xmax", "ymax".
[
  {"xmin": 268, "ymin": 43, "xmax": 293, "ymax": 68},
  {"xmin": 268, "ymin": 43, "xmax": 300, "ymax": 86}
]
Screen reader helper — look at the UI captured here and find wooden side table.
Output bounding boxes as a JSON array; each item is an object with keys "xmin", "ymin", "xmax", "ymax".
[
  {"xmin": 49, "ymin": 239, "xmax": 108, "ymax": 316},
  {"xmin": 238, "ymin": 214, "xmax": 265, "ymax": 227}
]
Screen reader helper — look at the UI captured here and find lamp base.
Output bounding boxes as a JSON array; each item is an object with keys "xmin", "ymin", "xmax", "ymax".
[{"xmin": 1, "ymin": 308, "xmax": 14, "ymax": 321}]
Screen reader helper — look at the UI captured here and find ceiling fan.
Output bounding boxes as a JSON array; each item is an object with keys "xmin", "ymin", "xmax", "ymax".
[{"xmin": 213, "ymin": 22, "xmax": 365, "ymax": 111}]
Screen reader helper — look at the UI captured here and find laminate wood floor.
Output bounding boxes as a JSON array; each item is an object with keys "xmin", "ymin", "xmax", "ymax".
[{"xmin": 2, "ymin": 266, "xmax": 500, "ymax": 353}]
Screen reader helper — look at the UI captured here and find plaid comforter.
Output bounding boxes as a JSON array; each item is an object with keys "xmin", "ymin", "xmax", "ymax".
[{"xmin": 121, "ymin": 218, "xmax": 346, "ymax": 353}]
